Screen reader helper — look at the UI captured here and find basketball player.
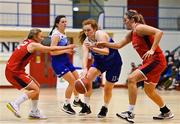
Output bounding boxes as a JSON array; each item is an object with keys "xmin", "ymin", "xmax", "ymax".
[
  {"xmin": 79, "ymin": 19, "xmax": 122, "ymax": 118},
  {"xmin": 6, "ymin": 28, "xmax": 76, "ymax": 119},
  {"xmin": 96, "ymin": 10, "xmax": 174, "ymax": 123},
  {"xmin": 49, "ymin": 15, "xmax": 84, "ymax": 115}
]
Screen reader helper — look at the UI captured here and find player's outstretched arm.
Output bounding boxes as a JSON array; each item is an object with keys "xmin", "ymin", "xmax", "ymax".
[
  {"xmin": 27, "ymin": 42, "xmax": 75, "ymax": 54},
  {"xmin": 96, "ymin": 31, "xmax": 132, "ymax": 49}
]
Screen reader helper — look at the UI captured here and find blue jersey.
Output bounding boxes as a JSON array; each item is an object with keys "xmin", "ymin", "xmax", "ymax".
[
  {"xmin": 51, "ymin": 30, "xmax": 70, "ymax": 63},
  {"xmin": 51, "ymin": 30, "xmax": 76, "ymax": 77},
  {"xmin": 91, "ymin": 38, "xmax": 123, "ymax": 82},
  {"xmin": 91, "ymin": 38, "xmax": 121, "ymax": 63}
]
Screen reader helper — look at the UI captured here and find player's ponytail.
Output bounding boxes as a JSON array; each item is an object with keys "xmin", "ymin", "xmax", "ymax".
[
  {"xmin": 79, "ymin": 30, "xmax": 86, "ymax": 44},
  {"xmin": 138, "ymin": 13, "xmax": 146, "ymax": 24},
  {"xmin": 49, "ymin": 25, "xmax": 56, "ymax": 36}
]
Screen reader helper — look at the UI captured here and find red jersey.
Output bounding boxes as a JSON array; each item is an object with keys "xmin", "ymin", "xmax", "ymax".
[
  {"xmin": 6, "ymin": 39, "xmax": 34, "ymax": 72},
  {"xmin": 132, "ymin": 31, "xmax": 163, "ymax": 59},
  {"xmin": 131, "ymin": 27, "xmax": 167, "ymax": 83}
]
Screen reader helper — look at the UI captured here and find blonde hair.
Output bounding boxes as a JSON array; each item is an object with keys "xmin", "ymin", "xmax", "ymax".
[{"xmin": 28, "ymin": 28, "xmax": 42, "ymax": 39}]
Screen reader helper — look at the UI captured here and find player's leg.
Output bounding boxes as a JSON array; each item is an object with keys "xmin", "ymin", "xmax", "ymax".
[
  {"xmin": 98, "ymin": 62, "xmax": 121, "ymax": 118},
  {"xmin": 116, "ymin": 69, "xmax": 145, "ymax": 123},
  {"xmin": 61, "ymin": 71, "xmax": 78, "ymax": 115},
  {"xmin": 6, "ymin": 72, "xmax": 31, "ymax": 118},
  {"xmin": 25, "ymin": 78, "xmax": 47, "ymax": 119},
  {"xmin": 79, "ymin": 67, "xmax": 101, "ymax": 115},
  {"xmin": 144, "ymin": 82, "xmax": 174, "ymax": 120},
  {"xmin": 97, "ymin": 81, "xmax": 114, "ymax": 118},
  {"xmin": 71, "ymin": 70, "xmax": 84, "ymax": 107},
  {"xmin": 6, "ymin": 72, "xmax": 46, "ymax": 119}
]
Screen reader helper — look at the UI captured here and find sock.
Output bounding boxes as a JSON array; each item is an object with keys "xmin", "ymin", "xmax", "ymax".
[
  {"xmin": 128, "ymin": 105, "xmax": 135, "ymax": 113},
  {"xmin": 14, "ymin": 93, "xmax": 29, "ymax": 106},
  {"xmin": 64, "ymin": 98, "xmax": 70, "ymax": 106},
  {"xmin": 104, "ymin": 103, "xmax": 109, "ymax": 108},
  {"xmin": 31, "ymin": 100, "xmax": 38, "ymax": 112},
  {"xmin": 74, "ymin": 95, "xmax": 79, "ymax": 102},
  {"xmin": 84, "ymin": 97, "xmax": 90, "ymax": 106},
  {"xmin": 160, "ymin": 105, "xmax": 170, "ymax": 114}
]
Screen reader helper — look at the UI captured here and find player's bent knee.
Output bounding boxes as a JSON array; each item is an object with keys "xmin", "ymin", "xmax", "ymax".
[{"xmin": 127, "ymin": 76, "xmax": 136, "ymax": 85}]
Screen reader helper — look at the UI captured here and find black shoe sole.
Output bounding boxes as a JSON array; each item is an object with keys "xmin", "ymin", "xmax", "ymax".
[
  {"xmin": 79, "ymin": 111, "xmax": 91, "ymax": 116},
  {"xmin": 153, "ymin": 115, "xmax": 174, "ymax": 120},
  {"xmin": 61, "ymin": 108, "xmax": 76, "ymax": 115},
  {"xmin": 97, "ymin": 115, "xmax": 106, "ymax": 118},
  {"xmin": 116, "ymin": 113, "xmax": 134, "ymax": 123}
]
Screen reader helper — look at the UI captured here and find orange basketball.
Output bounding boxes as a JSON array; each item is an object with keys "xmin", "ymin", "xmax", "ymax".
[{"xmin": 75, "ymin": 77, "xmax": 90, "ymax": 94}]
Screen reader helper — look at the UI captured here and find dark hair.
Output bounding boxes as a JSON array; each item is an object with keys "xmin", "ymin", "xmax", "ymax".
[
  {"xmin": 49, "ymin": 15, "xmax": 66, "ymax": 36},
  {"xmin": 28, "ymin": 28, "xmax": 42, "ymax": 39},
  {"xmin": 125, "ymin": 10, "xmax": 146, "ymax": 24},
  {"xmin": 79, "ymin": 19, "xmax": 98, "ymax": 43}
]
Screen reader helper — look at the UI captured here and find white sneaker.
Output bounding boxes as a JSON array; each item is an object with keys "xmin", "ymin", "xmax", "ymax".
[
  {"xmin": 6, "ymin": 102, "xmax": 21, "ymax": 118},
  {"xmin": 116, "ymin": 111, "xmax": 135, "ymax": 123},
  {"xmin": 153, "ymin": 111, "xmax": 174, "ymax": 120},
  {"xmin": 29, "ymin": 109, "xmax": 47, "ymax": 119}
]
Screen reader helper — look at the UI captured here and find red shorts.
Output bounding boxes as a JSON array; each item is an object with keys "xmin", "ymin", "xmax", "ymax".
[
  {"xmin": 5, "ymin": 67, "xmax": 32, "ymax": 90},
  {"xmin": 138, "ymin": 53, "xmax": 167, "ymax": 84}
]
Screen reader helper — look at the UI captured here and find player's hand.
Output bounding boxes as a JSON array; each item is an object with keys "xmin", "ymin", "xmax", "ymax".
[
  {"xmin": 80, "ymin": 68, "xmax": 88, "ymax": 78},
  {"xmin": 68, "ymin": 44, "xmax": 76, "ymax": 49},
  {"xmin": 65, "ymin": 49, "xmax": 74, "ymax": 55},
  {"xmin": 142, "ymin": 49, "xmax": 155, "ymax": 60},
  {"xmin": 96, "ymin": 41, "xmax": 107, "ymax": 47},
  {"xmin": 84, "ymin": 41, "xmax": 95, "ymax": 48}
]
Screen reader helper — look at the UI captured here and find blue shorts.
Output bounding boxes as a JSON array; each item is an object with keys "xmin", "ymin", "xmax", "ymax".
[
  {"xmin": 52, "ymin": 61, "xmax": 76, "ymax": 78},
  {"xmin": 92, "ymin": 58, "xmax": 122, "ymax": 83}
]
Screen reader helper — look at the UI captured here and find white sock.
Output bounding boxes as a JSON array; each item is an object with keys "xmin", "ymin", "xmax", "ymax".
[
  {"xmin": 31, "ymin": 100, "xmax": 38, "ymax": 112},
  {"xmin": 64, "ymin": 98, "xmax": 70, "ymax": 105},
  {"xmin": 84, "ymin": 97, "xmax": 90, "ymax": 106},
  {"xmin": 74, "ymin": 95, "xmax": 79, "ymax": 102},
  {"xmin": 14, "ymin": 93, "xmax": 29, "ymax": 106},
  {"xmin": 128, "ymin": 105, "xmax": 135, "ymax": 113},
  {"xmin": 104, "ymin": 103, "xmax": 109, "ymax": 108}
]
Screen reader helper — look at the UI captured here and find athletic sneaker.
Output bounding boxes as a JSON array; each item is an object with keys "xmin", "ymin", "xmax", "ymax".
[
  {"xmin": 29, "ymin": 109, "xmax": 47, "ymax": 119},
  {"xmin": 61, "ymin": 104, "xmax": 76, "ymax": 115},
  {"xmin": 153, "ymin": 111, "xmax": 174, "ymax": 120},
  {"xmin": 6, "ymin": 102, "xmax": 21, "ymax": 118},
  {"xmin": 73, "ymin": 99, "xmax": 84, "ymax": 107},
  {"xmin": 97, "ymin": 106, "xmax": 108, "ymax": 118},
  {"xmin": 79, "ymin": 104, "xmax": 91, "ymax": 115},
  {"xmin": 116, "ymin": 111, "xmax": 135, "ymax": 123}
]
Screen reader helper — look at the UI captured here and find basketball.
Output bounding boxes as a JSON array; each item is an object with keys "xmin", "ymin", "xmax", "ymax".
[{"xmin": 75, "ymin": 77, "xmax": 90, "ymax": 94}]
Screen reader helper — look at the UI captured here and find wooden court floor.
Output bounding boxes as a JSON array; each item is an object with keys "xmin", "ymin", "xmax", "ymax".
[{"xmin": 0, "ymin": 88, "xmax": 180, "ymax": 124}]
